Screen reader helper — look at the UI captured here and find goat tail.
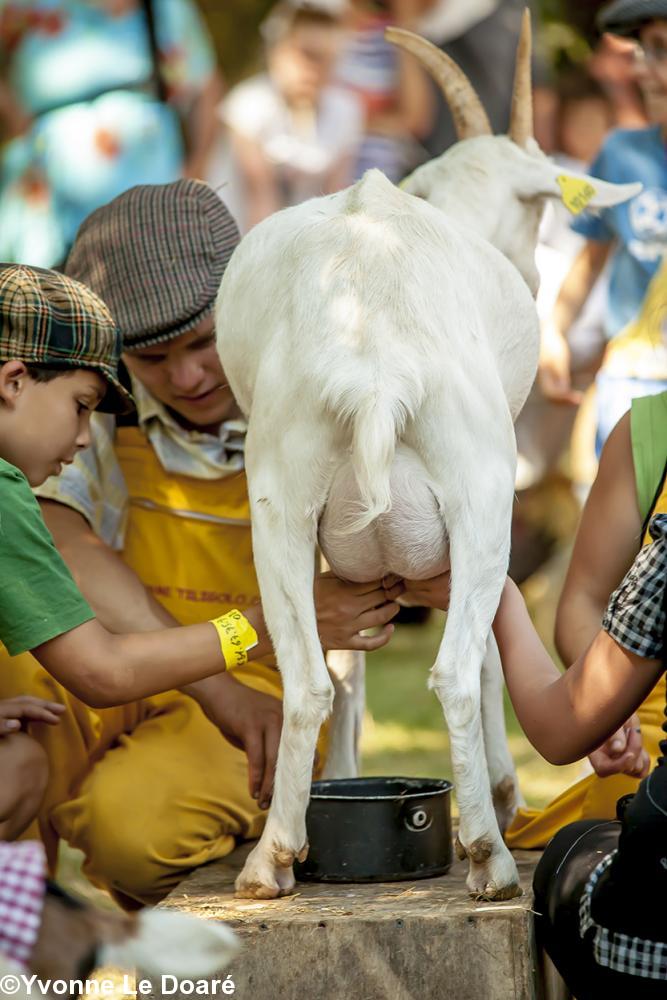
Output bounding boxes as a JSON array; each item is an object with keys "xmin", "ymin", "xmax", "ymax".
[{"xmin": 343, "ymin": 395, "xmax": 398, "ymax": 536}]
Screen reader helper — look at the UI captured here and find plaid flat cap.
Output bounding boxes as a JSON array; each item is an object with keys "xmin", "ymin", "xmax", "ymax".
[
  {"xmin": 65, "ymin": 180, "xmax": 240, "ymax": 351},
  {"xmin": 0, "ymin": 264, "xmax": 133, "ymax": 413},
  {"xmin": 598, "ymin": 0, "xmax": 667, "ymax": 36}
]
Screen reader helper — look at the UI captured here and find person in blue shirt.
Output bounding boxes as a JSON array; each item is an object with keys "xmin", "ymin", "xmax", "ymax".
[
  {"xmin": 539, "ymin": 0, "xmax": 667, "ymax": 452},
  {"xmin": 0, "ymin": 0, "xmax": 222, "ymax": 268}
]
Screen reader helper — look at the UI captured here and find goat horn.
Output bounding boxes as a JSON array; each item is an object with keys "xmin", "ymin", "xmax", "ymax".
[
  {"xmin": 508, "ymin": 8, "xmax": 533, "ymax": 147},
  {"xmin": 385, "ymin": 26, "xmax": 491, "ymax": 141}
]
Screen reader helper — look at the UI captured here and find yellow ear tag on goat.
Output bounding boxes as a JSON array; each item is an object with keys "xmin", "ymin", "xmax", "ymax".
[{"xmin": 557, "ymin": 174, "xmax": 597, "ymax": 215}]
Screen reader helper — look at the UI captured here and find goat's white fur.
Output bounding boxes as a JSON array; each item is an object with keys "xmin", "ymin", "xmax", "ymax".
[
  {"xmin": 216, "ymin": 126, "xmax": 638, "ymax": 899},
  {"xmin": 99, "ymin": 910, "xmax": 239, "ymax": 978},
  {"xmin": 321, "ymin": 648, "xmax": 365, "ymax": 780}
]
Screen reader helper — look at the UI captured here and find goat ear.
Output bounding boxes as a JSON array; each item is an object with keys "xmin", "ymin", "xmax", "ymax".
[{"xmin": 537, "ymin": 163, "xmax": 642, "ymax": 215}]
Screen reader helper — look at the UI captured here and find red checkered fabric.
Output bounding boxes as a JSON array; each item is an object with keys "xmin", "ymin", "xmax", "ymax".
[{"xmin": 0, "ymin": 842, "xmax": 46, "ymax": 969}]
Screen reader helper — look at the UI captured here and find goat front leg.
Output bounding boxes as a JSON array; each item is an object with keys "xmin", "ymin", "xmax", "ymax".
[
  {"xmin": 235, "ymin": 429, "xmax": 334, "ymax": 899},
  {"xmin": 322, "ymin": 648, "xmax": 365, "ymax": 779},
  {"xmin": 482, "ymin": 632, "xmax": 525, "ymax": 834}
]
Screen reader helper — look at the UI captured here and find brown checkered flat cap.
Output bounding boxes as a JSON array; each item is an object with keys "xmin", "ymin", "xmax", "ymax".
[
  {"xmin": 0, "ymin": 264, "xmax": 133, "ymax": 414},
  {"xmin": 65, "ymin": 180, "xmax": 240, "ymax": 351}
]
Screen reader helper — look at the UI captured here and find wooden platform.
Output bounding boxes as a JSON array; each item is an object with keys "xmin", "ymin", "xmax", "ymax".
[{"xmin": 162, "ymin": 844, "xmax": 568, "ymax": 1000}]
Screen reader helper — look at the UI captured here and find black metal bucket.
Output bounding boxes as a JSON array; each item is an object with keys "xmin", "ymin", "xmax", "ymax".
[{"xmin": 295, "ymin": 776, "xmax": 453, "ymax": 883}]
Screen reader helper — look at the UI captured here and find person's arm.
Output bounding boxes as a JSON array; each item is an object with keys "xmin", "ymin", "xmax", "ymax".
[
  {"xmin": 41, "ymin": 500, "xmax": 401, "ymax": 803},
  {"xmin": 229, "ymin": 130, "xmax": 281, "ymax": 227},
  {"xmin": 365, "ymin": 0, "xmax": 433, "ymax": 140},
  {"xmin": 556, "ymin": 412, "xmax": 650, "ymax": 774},
  {"xmin": 539, "ymin": 238, "xmax": 612, "ymax": 404},
  {"xmin": 182, "ymin": 69, "xmax": 225, "ymax": 180},
  {"xmin": 40, "ymin": 500, "xmax": 176, "ymax": 632},
  {"xmin": 31, "ymin": 613, "xmax": 254, "ymax": 708},
  {"xmin": 43, "ymin": 498, "xmax": 285, "ymax": 802},
  {"xmin": 492, "ymin": 577, "xmax": 663, "ymax": 765},
  {"xmin": 325, "ymin": 154, "xmax": 355, "ymax": 195},
  {"xmin": 555, "ymin": 412, "xmax": 642, "ymax": 663},
  {"xmin": 41, "ymin": 501, "xmax": 401, "ymax": 655},
  {"xmin": 0, "ymin": 79, "xmax": 31, "ymax": 139}
]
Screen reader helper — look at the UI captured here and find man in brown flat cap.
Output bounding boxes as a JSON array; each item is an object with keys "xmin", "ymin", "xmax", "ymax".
[{"xmin": 0, "ymin": 180, "xmax": 402, "ymax": 908}]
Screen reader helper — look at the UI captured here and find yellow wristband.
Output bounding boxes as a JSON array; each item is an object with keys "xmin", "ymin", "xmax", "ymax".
[{"xmin": 209, "ymin": 609, "xmax": 259, "ymax": 669}]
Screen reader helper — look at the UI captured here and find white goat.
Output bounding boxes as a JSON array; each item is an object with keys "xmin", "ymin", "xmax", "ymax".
[{"xmin": 216, "ymin": 13, "xmax": 639, "ymax": 901}]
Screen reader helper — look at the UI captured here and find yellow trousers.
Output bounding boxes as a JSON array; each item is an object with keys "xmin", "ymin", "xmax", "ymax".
[
  {"xmin": 1, "ymin": 651, "xmax": 281, "ymax": 907},
  {"xmin": 505, "ymin": 675, "xmax": 666, "ymax": 849}
]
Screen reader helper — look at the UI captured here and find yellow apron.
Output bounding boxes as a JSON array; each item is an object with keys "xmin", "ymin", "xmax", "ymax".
[
  {"xmin": 505, "ymin": 486, "xmax": 667, "ymax": 849},
  {"xmin": 0, "ymin": 426, "xmax": 325, "ymax": 906}
]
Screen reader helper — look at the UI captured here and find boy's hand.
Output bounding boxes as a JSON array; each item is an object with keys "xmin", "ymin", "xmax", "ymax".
[
  {"xmin": 314, "ymin": 573, "xmax": 404, "ymax": 651},
  {"xmin": 185, "ymin": 674, "xmax": 283, "ymax": 809},
  {"xmin": 0, "ymin": 696, "xmax": 65, "ymax": 735},
  {"xmin": 399, "ymin": 571, "xmax": 451, "ymax": 611},
  {"xmin": 588, "ymin": 713, "xmax": 650, "ymax": 778}
]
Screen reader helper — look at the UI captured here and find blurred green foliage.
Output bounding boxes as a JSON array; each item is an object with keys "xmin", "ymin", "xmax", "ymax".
[{"xmin": 198, "ymin": 0, "xmax": 274, "ymax": 85}]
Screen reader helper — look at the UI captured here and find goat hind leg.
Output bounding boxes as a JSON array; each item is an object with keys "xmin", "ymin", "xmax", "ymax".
[
  {"xmin": 235, "ymin": 437, "xmax": 334, "ymax": 899},
  {"xmin": 482, "ymin": 632, "xmax": 525, "ymax": 835},
  {"xmin": 415, "ymin": 418, "xmax": 521, "ymax": 900}
]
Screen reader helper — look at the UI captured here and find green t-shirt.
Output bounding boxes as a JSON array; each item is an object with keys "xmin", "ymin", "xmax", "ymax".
[{"xmin": 0, "ymin": 458, "xmax": 94, "ymax": 656}]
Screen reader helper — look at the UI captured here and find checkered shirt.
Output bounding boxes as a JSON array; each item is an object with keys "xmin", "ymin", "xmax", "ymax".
[
  {"xmin": 580, "ymin": 850, "xmax": 667, "ymax": 979},
  {"xmin": 0, "ymin": 842, "xmax": 46, "ymax": 969},
  {"xmin": 602, "ymin": 513, "xmax": 667, "ymax": 660}
]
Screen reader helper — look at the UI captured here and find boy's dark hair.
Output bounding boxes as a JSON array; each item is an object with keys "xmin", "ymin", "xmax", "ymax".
[
  {"xmin": 0, "ymin": 359, "xmax": 83, "ymax": 383},
  {"xmin": 25, "ymin": 363, "xmax": 77, "ymax": 383},
  {"xmin": 0, "ymin": 359, "xmax": 77, "ymax": 383}
]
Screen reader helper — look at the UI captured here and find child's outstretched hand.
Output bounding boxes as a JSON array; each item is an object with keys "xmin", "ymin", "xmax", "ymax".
[
  {"xmin": 0, "ymin": 696, "xmax": 65, "ymax": 735},
  {"xmin": 588, "ymin": 713, "xmax": 650, "ymax": 779}
]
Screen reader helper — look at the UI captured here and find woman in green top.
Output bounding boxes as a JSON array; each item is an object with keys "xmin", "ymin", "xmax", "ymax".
[{"xmin": 506, "ymin": 388, "xmax": 667, "ymax": 847}]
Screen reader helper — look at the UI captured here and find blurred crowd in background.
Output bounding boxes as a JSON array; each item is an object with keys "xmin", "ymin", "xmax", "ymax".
[{"xmin": 1, "ymin": 0, "xmax": 666, "ymax": 583}]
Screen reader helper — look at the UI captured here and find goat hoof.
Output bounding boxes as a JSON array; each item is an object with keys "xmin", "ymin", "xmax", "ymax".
[
  {"xmin": 234, "ymin": 871, "xmax": 296, "ymax": 899},
  {"xmin": 465, "ymin": 839, "xmax": 522, "ymax": 902},
  {"xmin": 479, "ymin": 882, "xmax": 523, "ymax": 902},
  {"xmin": 234, "ymin": 881, "xmax": 281, "ymax": 900},
  {"xmin": 235, "ymin": 846, "xmax": 297, "ymax": 899}
]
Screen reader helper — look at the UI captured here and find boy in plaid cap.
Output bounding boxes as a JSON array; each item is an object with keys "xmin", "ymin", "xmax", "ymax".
[
  {"xmin": 0, "ymin": 181, "xmax": 402, "ymax": 907},
  {"xmin": 0, "ymin": 262, "xmax": 329, "ymax": 857}
]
